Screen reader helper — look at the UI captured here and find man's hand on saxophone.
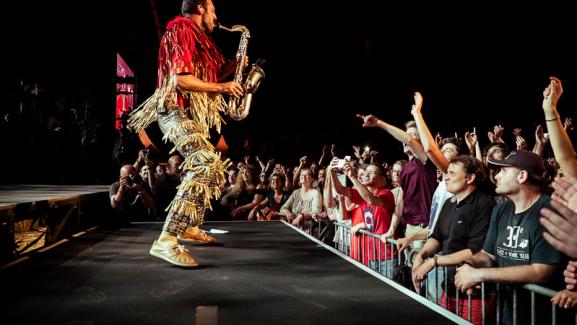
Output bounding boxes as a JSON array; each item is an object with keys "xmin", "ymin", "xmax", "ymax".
[{"xmin": 220, "ymin": 81, "xmax": 244, "ymax": 98}]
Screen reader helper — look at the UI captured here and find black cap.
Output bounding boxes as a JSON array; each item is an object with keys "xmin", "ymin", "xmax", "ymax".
[{"xmin": 487, "ymin": 150, "xmax": 545, "ymax": 176}]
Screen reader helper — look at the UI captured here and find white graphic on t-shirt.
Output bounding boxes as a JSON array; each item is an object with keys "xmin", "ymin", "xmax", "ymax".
[
  {"xmin": 497, "ymin": 226, "xmax": 530, "ymax": 261},
  {"xmin": 503, "ymin": 226, "xmax": 524, "ymax": 248},
  {"xmin": 518, "ymin": 239, "xmax": 529, "ymax": 249},
  {"xmin": 364, "ymin": 209, "xmax": 374, "ymax": 232}
]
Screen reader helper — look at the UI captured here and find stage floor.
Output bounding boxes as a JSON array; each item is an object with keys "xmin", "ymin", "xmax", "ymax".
[
  {"xmin": 0, "ymin": 221, "xmax": 456, "ymax": 324},
  {"xmin": 0, "ymin": 184, "xmax": 110, "ymax": 206}
]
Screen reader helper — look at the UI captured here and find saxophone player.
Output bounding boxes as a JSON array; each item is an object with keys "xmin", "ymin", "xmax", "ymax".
[{"xmin": 129, "ymin": 0, "xmax": 244, "ymax": 267}]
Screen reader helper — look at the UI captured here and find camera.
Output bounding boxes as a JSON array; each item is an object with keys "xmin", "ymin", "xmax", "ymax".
[
  {"xmin": 126, "ymin": 174, "xmax": 142, "ymax": 186},
  {"xmin": 337, "ymin": 155, "xmax": 351, "ymax": 168},
  {"xmin": 334, "ymin": 155, "xmax": 351, "ymax": 172}
]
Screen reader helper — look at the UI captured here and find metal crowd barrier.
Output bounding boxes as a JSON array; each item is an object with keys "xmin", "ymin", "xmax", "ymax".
[
  {"xmin": 418, "ymin": 265, "xmax": 577, "ymax": 324},
  {"xmin": 332, "ymin": 221, "xmax": 577, "ymax": 325},
  {"xmin": 333, "ymin": 221, "xmax": 401, "ymax": 280}
]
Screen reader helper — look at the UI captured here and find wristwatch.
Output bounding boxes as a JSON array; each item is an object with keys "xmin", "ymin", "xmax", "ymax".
[{"xmin": 433, "ymin": 255, "xmax": 439, "ymax": 268}]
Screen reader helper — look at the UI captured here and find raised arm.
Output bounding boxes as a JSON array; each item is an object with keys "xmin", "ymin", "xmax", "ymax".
[
  {"xmin": 465, "ymin": 128, "xmax": 483, "ymax": 161},
  {"xmin": 542, "ymin": 76, "xmax": 577, "ymax": 177},
  {"xmin": 410, "ymin": 92, "xmax": 450, "ymax": 172},
  {"xmin": 342, "ymin": 163, "xmax": 385, "ymax": 207},
  {"xmin": 327, "ymin": 158, "xmax": 351, "ymax": 198},
  {"xmin": 323, "ymin": 167, "xmax": 336, "ymax": 209},
  {"xmin": 356, "ymin": 113, "xmax": 428, "ymax": 163},
  {"xmin": 318, "ymin": 145, "xmax": 331, "ymax": 168}
]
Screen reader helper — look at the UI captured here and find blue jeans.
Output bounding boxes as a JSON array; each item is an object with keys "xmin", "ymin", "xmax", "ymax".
[
  {"xmin": 427, "ymin": 266, "xmax": 444, "ymax": 304},
  {"xmin": 369, "ymin": 259, "xmax": 400, "ymax": 280}
]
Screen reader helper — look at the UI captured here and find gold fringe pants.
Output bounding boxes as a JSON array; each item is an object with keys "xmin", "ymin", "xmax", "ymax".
[{"xmin": 157, "ymin": 109, "xmax": 228, "ymax": 236}]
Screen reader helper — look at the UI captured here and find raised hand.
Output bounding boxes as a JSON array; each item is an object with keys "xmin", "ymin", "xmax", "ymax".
[
  {"xmin": 515, "ymin": 134, "xmax": 528, "ymax": 150},
  {"xmin": 564, "ymin": 117, "xmax": 574, "ymax": 132},
  {"xmin": 137, "ymin": 149, "xmax": 147, "ymax": 163},
  {"xmin": 540, "ymin": 199, "xmax": 577, "ymax": 259},
  {"xmin": 119, "ymin": 175, "xmax": 130, "ymax": 189},
  {"xmin": 543, "ymin": 76, "xmax": 563, "ymax": 112},
  {"xmin": 551, "ymin": 174, "xmax": 577, "ymax": 212},
  {"xmin": 299, "ymin": 156, "xmax": 308, "ymax": 167},
  {"xmin": 488, "ymin": 125, "xmax": 505, "ymax": 144},
  {"xmin": 330, "ymin": 144, "xmax": 337, "ymax": 156},
  {"xmin": 356, "ymin": 114, "xmax": 379, "ymax": 128},
  {"xmin": 435, "ymin": 132, "xmax": 443, "ymax": 146},
  {"xmin": 535, "ymin": 125, "xmax": 549, "ymax": 145},
  {"xmin": 352, "ymin": 145, "xmax": 362, "ymax": 159},
  {"xmin": 342, "ymin": 161, "xmax": 357, "ymax": 180},
  {"xmin": 411, "ymin": 92, "xmax": 424, "ymax": 115},
  {"xmin": 465, "ymin": 128, "xmax": 478, "ymax": 150}
]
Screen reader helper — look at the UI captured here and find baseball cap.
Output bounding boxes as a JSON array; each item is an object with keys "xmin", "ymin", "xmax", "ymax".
[{"xmin": 486, "ymin": 150, "xmax": 545, "ymax": 175}]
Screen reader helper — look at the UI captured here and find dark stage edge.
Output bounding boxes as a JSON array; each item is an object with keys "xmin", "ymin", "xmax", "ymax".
[
  {"xmin": 0, "ymin": 221, "xmax": 462, "ymax": 325},
  {"xmin": 0, "ymin": 184, "xmax": 110, "ymax": 205}
]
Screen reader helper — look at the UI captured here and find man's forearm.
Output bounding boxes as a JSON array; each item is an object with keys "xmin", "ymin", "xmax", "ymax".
[
  {"xmin": 388, "ymin": 213, "xmax": 401, "ymax": 234},
  {"xmin": 437, "ymin": 249, "xmax": 473, "ymax": 267},
  {"xmin": 406, "ymin": 228, "xmax": 427, "ymax": 242},
  {"xmin": 418, "ymin": 238, "xmax": 441, "ymax": 259},
  {"xmin": 377, "ymin": 120, "xmax": 412, "ymax": 144},
  {"xmin": 330, "ymin": 171, "xmax": 349, "ymax": 197},
  {"xmin": 466, "ymin": 251, "xmax": 495, "ymax": 268},
  {"xmin": 177, "ymin": 74, "xmax": 222, "ymax": 92},
  {"xmin": 349, "ymin": 177, "xmax": 379, "ymax": 206},
  {"xmin": 477, "ymin": 264, "xmax": 557, "ymax": 284}
]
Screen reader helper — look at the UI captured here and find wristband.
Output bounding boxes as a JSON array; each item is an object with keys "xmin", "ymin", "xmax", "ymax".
[{"xmin": 546, "ymin": 115, "xmax": 560, "ymax": 121}]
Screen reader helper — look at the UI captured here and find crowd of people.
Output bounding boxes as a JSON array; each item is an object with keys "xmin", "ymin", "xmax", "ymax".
[
  {"xmin": 111, "ymin": 75, "xmax": 577, "ymax": 324},
  {"xmin": 106, "ymin": 0, "xmax": 577, "ymax": 323}
]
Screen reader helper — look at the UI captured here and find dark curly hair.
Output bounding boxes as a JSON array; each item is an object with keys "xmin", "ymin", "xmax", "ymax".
[{"xmin": 182, "ymin": 0, "xmax": 207, "ymax": 15}]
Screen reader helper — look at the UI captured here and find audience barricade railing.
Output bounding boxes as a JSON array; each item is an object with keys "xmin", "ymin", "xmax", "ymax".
[
  {"xmin": 415, "ymin": 261, "xmax": 577, "ymax": 325},
  {"xmin": 333, "ymin": 221, "xmax": 401, "ymax": 280},
  {"xmin": 332, "ymin": 221, "xmax": 577, "ymax": 325}
]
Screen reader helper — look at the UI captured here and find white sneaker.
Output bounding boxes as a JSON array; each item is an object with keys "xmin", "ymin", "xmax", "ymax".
[{"xmin": 149, "ymin": 239, "xmax": 199, "ymax": 267}]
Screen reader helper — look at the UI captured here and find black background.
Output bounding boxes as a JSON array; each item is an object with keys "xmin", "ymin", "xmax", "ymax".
[{"xmin": 3, "ymin": 1, "xmax": 576, "ymax": 182}]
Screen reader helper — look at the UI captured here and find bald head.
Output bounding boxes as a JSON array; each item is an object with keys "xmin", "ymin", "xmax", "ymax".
[
  {"xmin": 167, "ymin": 155, "xmax": 184, "ymax": 175},
  {"xmin": 120, "ymin": 164, "xmax": 136, "ymax": 177}
]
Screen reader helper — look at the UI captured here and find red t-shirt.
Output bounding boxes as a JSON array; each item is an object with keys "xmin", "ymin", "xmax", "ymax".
[
  {"xmin": 349, "ymin": 205, "xmax": 364, "ymax": 261},
  {"xmin": 349, "ymin": 188, "xmax": 396, "ymax": 263}
]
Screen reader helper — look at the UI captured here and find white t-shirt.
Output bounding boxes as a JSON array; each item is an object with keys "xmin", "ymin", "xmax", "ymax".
[{"xmin": 427, "ymin": 180, "xmax": 453, "ymax": 237}]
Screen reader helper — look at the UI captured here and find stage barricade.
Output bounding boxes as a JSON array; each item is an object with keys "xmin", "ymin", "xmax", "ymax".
[{"xmin": 331, "ymin": 221, "xmax": 577, "ymax": 325}]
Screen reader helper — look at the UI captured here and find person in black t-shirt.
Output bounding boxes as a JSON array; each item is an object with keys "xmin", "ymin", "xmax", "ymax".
[
  {"xmin": 455, "ymin": 150, "xmax": 564, "ymax": 325},
  {"xmin": 412, "ymin": 155, "xmax": 494, "ymax": 324}
]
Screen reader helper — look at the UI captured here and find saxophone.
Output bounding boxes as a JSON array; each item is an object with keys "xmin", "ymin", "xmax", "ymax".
[{"xmin": 217, "ymin": 23, "xmax": 265, "ymax": 121}]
